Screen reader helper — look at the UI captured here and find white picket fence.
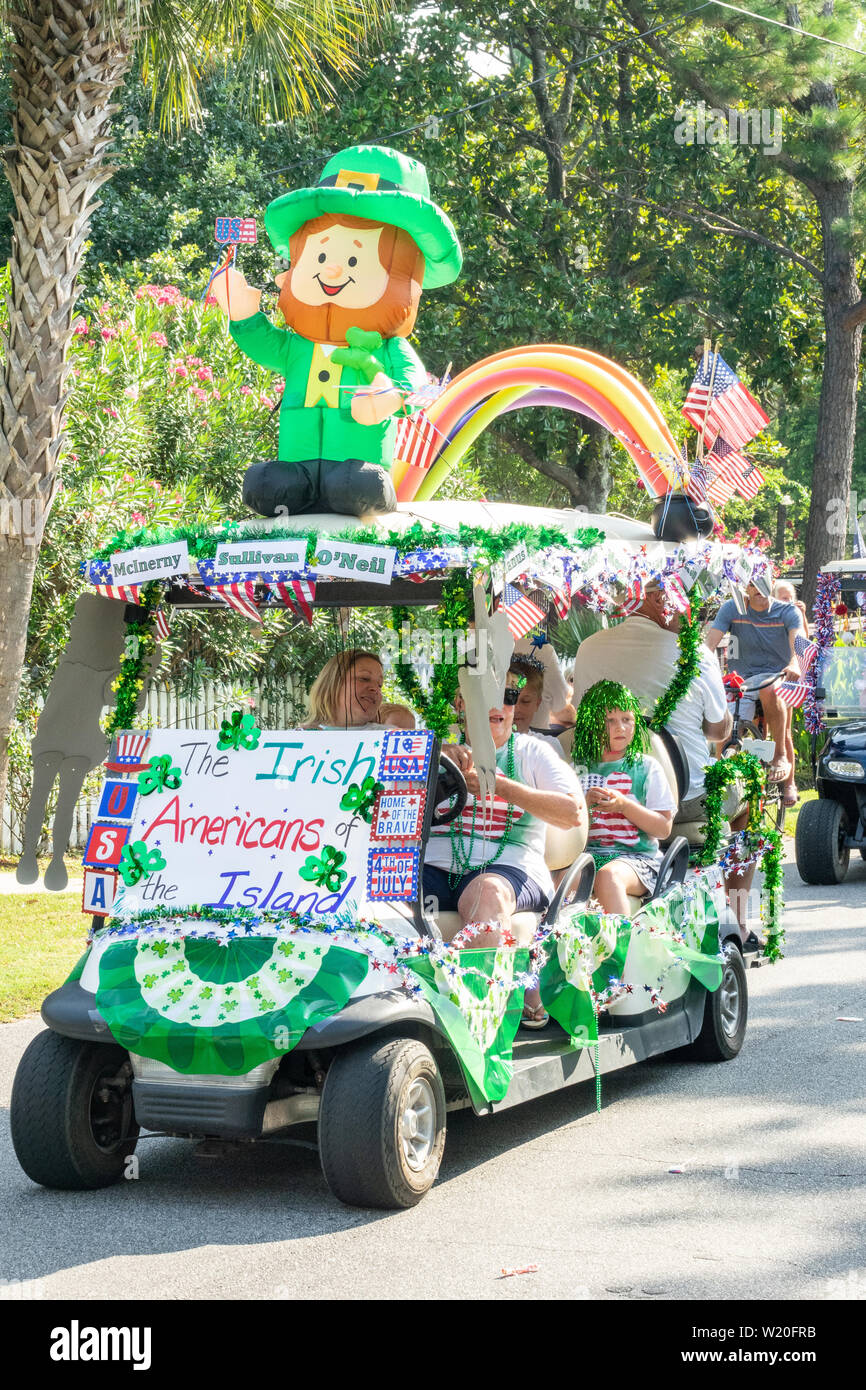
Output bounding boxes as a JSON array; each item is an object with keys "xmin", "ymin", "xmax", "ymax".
[{"xmin": 1, "ymin": 677, "xmax": 301, "ymax": 855}]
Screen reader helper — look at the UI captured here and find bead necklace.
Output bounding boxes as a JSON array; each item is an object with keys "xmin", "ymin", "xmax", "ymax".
[{"xmin": 448, "ymin": 732, "xmax": 518, "ymax": 887}]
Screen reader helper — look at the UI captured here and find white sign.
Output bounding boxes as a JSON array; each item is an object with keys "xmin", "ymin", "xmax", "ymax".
[
  {"xmin": 313, "ymin": 540, "xmax": 396, "ymax": 585},
  {"xmin": 503, "ymin": 541, "xmax": 530, "ymax": 583},
  {"xmin": 213, "ymin": 540, "xmax": 308, "ymax": 576},
  {"xmin": 116, "ymin": 729, "xmax": 425, "ymax": 918},
  {"xmin": 111, "ymin": 541, "xmax": 190, "ymax": 582}
]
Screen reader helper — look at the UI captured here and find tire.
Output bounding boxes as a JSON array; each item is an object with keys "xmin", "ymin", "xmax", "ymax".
[
  {"xmin": 319, "ymin": 1036, "xmax": 446, "ymax": 1210},
  {"xmin": 686, "ymin": 943, "xmax": 748, "ymax": 1061},
  {"xmin": 11, "ymin": 1031, "xmax": 139, "ymax": 1190},
  {"xmin": 795, "ymin": 798, "xmax": 850, "ymax": 885}
]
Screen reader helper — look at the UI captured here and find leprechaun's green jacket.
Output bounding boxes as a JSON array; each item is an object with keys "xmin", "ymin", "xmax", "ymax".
[{"xmin": 229, "ymin": 313, "xmax": 428, "ymax": 467}]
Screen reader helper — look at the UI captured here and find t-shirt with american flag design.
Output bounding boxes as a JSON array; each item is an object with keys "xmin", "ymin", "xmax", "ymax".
[
  {"xmin": 425, "ymin": 733, "xmax": 582, "ymax": 898},
  {"xmin": 582, "ymin": 755, "xmax": 677, "ymax": 864}
]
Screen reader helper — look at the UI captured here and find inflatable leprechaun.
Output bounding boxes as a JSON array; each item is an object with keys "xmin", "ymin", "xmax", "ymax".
[{"xmin": 211, "ymin": 145, "xmax": 462, "ymax": 517}]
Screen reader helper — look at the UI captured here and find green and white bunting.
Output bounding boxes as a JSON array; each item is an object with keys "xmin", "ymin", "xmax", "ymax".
[
  {"xmin": 407, "ymin": 946, "xmax": 530, "ymax": 1108},
  {"xmin": 96, "ymin": 933, "xmax": 368, "ymax": 1074}
]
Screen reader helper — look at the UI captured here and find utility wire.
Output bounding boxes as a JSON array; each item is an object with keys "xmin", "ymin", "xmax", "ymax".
[{"xmin": 264, "ymin": 1, "xmax": 865, "ymax": 183}]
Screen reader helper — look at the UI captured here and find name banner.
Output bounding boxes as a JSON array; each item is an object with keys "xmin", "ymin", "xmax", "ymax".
[
  {"xmin": 313, "ymin": 540, "xmax": 396, "ymax": 585},
  {"xmin": 503, "ymin": 541, "xmax": 530, "ymax": 584},
  {"xmin": 213, "ymin": 540, "xmax": 308, "ymax": 577},
  {"xmin": 111, "ymin": 730, "xmax": 432, "ymax": 917},
  {"xmin": 111, "ymin": 541, "xmax": 190, "ymax": 582}
]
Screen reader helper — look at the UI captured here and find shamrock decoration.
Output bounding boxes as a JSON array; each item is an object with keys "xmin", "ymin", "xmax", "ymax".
[
  {"xmin": 339, "ymin": 775, "xmax": 384, "ymax": 823},
  {"xmin": 138, "ymin": 755, "xmax": 182, "ymax": 796},
  {"xmin": 299, "ymin": 844, "xmax": 348, "ymax": 892},
  {"xmin": 118, "ymin": 840, "xmax": 167, "ymax": 886},
  {"xmin": 217, "ymin": 709, "xmax": 261, "ymax": 752}
]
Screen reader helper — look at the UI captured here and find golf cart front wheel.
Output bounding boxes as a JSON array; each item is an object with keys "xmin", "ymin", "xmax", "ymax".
[
  {"xmin": 795, "ymin": 798, "xmax": 850, "ymax": 884},
  {"xmin": 686, "ymin": 943, "xmax": 748, "ymax": 1061},
  {"xmin": 319, "ymin": 1036, "xmax": 446, "ymax": 1209},
  {"xmin": 11, "ymin": 1031, "xmax": 139, "ymax": 1189}
]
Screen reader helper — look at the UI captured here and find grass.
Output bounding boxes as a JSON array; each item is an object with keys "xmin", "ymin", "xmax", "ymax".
[
  {"xmin": 0, "ymin": 892, "xmax": 90, "ymax": 1022},
  {"xmin": 784, "ymin": 787, "xmax": 818, "ymax": 839}
]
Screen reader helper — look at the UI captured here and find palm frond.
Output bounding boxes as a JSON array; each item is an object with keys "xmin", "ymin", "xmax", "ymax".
[{"xmin": 135, "ymin": 0, "xmax": 391, "ymax": 134}]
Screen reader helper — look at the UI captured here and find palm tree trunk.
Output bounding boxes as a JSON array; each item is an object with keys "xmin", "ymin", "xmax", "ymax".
[
  {"xmin": 0, "ymin": 0, "xmax": 132, "ymax": 811},
  {"xmin": 800, "ymin": 181, "xmax": 863, "ymax": 613}
]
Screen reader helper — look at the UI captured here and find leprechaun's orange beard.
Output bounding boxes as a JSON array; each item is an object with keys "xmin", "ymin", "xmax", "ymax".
[{"xmin": 279, "ymin": 214, "xmax": 424, "ymax": 344}]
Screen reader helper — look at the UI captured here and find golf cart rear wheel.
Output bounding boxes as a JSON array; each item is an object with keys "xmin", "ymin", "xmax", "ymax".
[
  {"xmin": 686, "ymin": 944, "xmax": 748, "ymax": 1061},
  {"xmin": 11, "ymin": 1031, "xmax": 138, "ymax": 1189},
  {"xmin": 319, "ymin": 1036, "xmax": 446, "ymax": 1209},
  {"xmin": 795, "ymin": 798, "xmax": 850, "ymax": 884}
]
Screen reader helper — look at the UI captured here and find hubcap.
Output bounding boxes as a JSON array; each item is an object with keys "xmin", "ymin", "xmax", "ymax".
[
  {"xmin": 719, "ymin": 959, "xmax": 741, "ymax": 1038},
  {"xmin": 89, "ymin": 1063, "xmax": 134, "ymax": 1153},
  {"xmin": 399, "ymin": 1077, "xmax": 436, "ymax": 1171}
]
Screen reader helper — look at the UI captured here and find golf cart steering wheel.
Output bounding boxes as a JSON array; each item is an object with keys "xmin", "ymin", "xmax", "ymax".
[{"xmin": 430, "ymin": 754, "xmax": 469, "ymax": 826}]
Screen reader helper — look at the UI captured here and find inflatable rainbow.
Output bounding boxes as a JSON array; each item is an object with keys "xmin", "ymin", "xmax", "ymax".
[{"xmin": 392, "ymin": 344, "xmax": 688, "ymax": 504}]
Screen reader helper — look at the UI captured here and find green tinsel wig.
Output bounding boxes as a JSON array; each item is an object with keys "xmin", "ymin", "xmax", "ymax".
[{"xmin": 573, "ymin": 680, "xmax": 650, "ymax": 767}]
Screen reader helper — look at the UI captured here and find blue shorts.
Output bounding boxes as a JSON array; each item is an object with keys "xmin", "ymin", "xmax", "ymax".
[{"xmin": 422, "ymin": 863, "xmax": 548, "ymax": 915}]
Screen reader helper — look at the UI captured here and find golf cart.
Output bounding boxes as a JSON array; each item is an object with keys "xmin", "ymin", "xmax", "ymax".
[
  {"xmin": 11, "ymin": 501, "xmax": 774, "ymax": 1210},
  {"xmin": 796, "ymin": 560, "xmax": 866, "ymax": 884}
]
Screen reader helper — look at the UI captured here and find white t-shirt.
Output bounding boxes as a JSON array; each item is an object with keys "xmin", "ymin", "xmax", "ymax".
[
  {"xmin": 572, "ymin": 616, "xmax": 728, "ymax": 797},
  {"xmin": 528, "ymin": 728, "xmax": 567, "ymax": 760},
  {"xmin": 425, "ymin": 732, "xmax": 582, "ymax": 898}
]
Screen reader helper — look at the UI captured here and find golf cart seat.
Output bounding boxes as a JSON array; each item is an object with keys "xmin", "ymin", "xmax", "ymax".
[{"xmin": 435, "ymin": 818, "xmax": 593, "ymax": 945}]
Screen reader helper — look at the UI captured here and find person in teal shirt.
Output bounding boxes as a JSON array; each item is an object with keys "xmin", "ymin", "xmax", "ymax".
[{"xmin": 209, "ymin": 145, "xmax": 462, "ymax": 517}]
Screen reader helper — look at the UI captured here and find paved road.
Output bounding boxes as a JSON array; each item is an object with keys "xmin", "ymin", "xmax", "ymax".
[{"xmin": 1, "ymin": 849, "xmax": 864, "ymax": 1302}]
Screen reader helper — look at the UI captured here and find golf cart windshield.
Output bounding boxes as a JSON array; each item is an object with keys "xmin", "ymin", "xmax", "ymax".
[{"xmin": 820, "ymin": 646, "xmax": 866, "ymax": 719}]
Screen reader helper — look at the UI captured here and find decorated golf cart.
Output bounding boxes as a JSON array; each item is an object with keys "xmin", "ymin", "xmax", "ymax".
[
  {"xmin": 11, "ymin": 497, "xmax": 787, "ymax": 1209},
  {"xmin": 795, "ymin": 562, "xmax": 866, "ymax": 883}
]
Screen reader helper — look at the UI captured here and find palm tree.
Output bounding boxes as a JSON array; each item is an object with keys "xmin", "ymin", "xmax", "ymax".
[{"xmin": 0, "ymin": 0, "xmax": 389, "ymax": 809}]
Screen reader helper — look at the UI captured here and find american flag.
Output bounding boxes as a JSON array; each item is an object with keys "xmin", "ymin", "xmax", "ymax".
[
  {"xmin": 211, "ymin": 580, "xmax": 260, "ymax": 622},
  {"xmin": 394, "ymin": 409, "xmax": 442, "ymax": 473},
  {"xmin": 549, "ymin": 585, "xmax": 571, "ymax": 619},
  {"xmin": 154, "ymin": 607, "xmax": 171, "ymax": 642},
  {"xmin": 271, "ymin": 579, "xmax": 315, "ymax": 624},
  {"xmin": 617, "ymin": 578, "xmax": 644, "ymax": 617},
  {"xmin": 95, "ymin": 583, "xmax": 141, "ymax": 604},
  {"xmin": 777, "ymin": 634, "xmax": 819, "ymax": 707},
  {"xmin": 662, "ymin": 574, "xmax": 691, "ymax": 617},
  {"xmin": 498, "ymin": 583, "xmax": 546, "ymax": 640},
  {"xmin": 795, "ymin": 633, "xmax": 818, "ymax": 673},
  {"xmin": 586, "ymin": 770, "xmax": 640, "ymax": 848},
  {"xmin": 682, "ymin": 352, "xmax": 769, "ymax": 448},
  {"xmin": 703, "ymin": 437, "xmax": 765, "ymax": 505}
]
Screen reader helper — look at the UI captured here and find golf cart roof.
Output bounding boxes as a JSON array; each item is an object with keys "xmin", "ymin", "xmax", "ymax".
[
  {"xmin": 821, "ymin": 559, "xmax": 866, "ymax": 577},
  {"xmin": 82, "ymin": 499, "xmax": 751, "ymax": 616},
  {"xmin": 233, "ymin": 500, "xmax": 658, "ymax": 545}
]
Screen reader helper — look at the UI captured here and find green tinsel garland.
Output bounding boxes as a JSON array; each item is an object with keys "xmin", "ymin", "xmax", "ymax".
[
  {"xmin": 573, "ymin": 680, "xmax": 650, "ymax": 768},
  {"xmin": 389, "ymin": 569, "xmax": 472, "ymax": 739},
  {"xmin": 104, "ymin": 582, "xmax": 162, "ymax": 741},
  {"xmin": 91, "ymin": 518, "xmax": 605, "ymax": 567},
  {"xmin": 692, "ymin": 749, "xmax": 785, "ymax": 958},
  {"xmin": 649, "ymin": 610, "xmax": 702, "ymax": 732}
]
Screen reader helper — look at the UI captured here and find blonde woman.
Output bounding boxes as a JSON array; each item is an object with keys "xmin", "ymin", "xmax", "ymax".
[{"xmin": 304, "ymin": 649, "xmax": 384, "ymax": 729}]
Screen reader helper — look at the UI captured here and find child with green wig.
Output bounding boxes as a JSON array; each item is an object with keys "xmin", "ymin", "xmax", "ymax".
[{"xmin": 574, "ymin": 680, "xmax": 677, "ymax": 915}]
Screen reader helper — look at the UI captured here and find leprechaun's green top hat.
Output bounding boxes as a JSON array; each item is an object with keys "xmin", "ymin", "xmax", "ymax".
[{"xmin": 264, "ymin": 144, "xmax": 462, "ymax": 289}]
